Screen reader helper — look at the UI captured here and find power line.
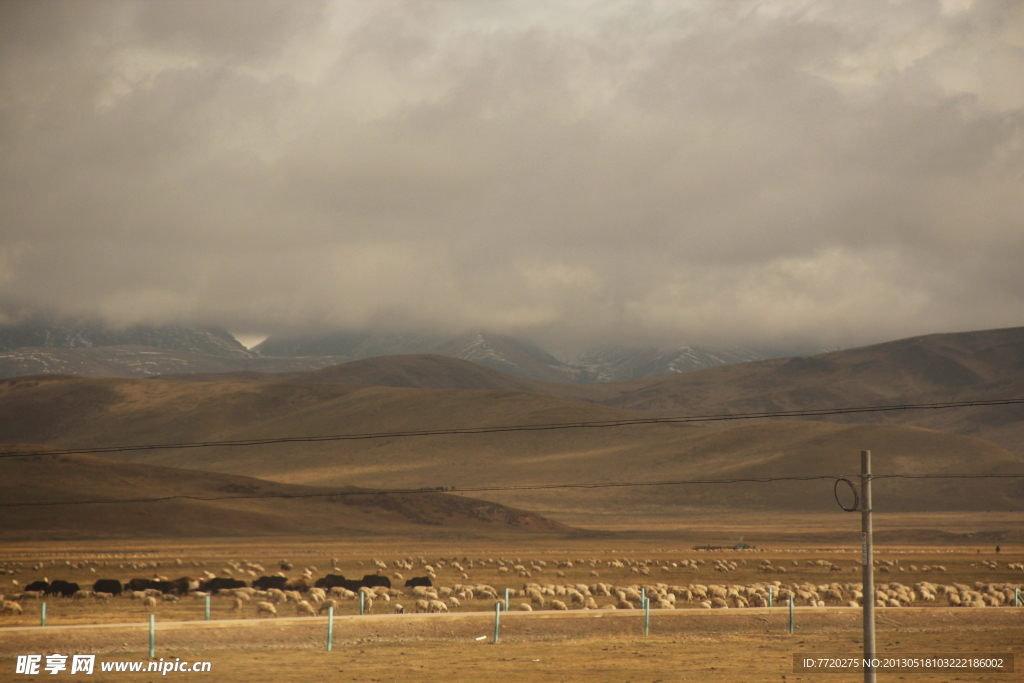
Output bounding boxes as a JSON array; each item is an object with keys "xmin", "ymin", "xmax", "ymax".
[
  {"xmin": 3, "ymin": 397, "xmax": 1022, "ymax": 460},
  {"xmin": 2, "ymin": 473, "xmax": 1022, "ymax": 508}
]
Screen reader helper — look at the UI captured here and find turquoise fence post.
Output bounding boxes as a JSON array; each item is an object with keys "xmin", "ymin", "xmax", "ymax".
[
  {"xmin": 1016, "ymin": 588, "xmax": 1020, "ymax": 607},
  {"xmin": 41, "ymin": 602, "xmax": 46, "ymax": 627},
  {"xmin": 360, "ymin": 591, "xmax": 365, "ymax": 616},
  {"xmin": 149, "ymin": 614, "xmax": 155, "ymax": 658},
  {"xmin": 205, "ymin": 594, "xmax": 210, "ymax": 621},
  {"xmin": 494, "ymin": 601, "xmax": 500, "ymax": 643},
  {"xmin": 327, "ymin": 606, "xmax": 334, "ymax": 652},
  {"xmin": 644, "ymin": 598, "xmax": 650, "ymax": 636},
  {"xmin": 504, "ymin": 588, "xmax": 509, "ymax": 611},
  {"xmin": 768, "ymin": 587, "xmax": 772, "ymax": 608},
  {"xmin": 789, "ymin": 598, "xmax": 793, "ymax": 635}
]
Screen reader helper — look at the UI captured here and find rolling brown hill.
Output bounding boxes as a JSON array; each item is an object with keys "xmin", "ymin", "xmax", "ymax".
[
  {"xmin": 552, "ymin": 326, "xmax": 1024, "ymax": 458},
  {"xmin": 227, "ymin": 327, "xmax": 1024, "ymax": 458},
  {"xmin": 1, "ymin": 374, "xmax": 1021, "ymax": 526},
  {"xmin": 283, "ymin": 354, "xmax": 558, "ymax": 392},
  {"xmin": 0, "ymin": 449, "xmax": 570, "ymax": 541}
]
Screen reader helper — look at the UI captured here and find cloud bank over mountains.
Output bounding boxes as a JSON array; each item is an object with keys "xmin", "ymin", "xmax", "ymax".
[{"xmin": 2, "ymin": 0, "xmax": 1021, "ymax": 350}]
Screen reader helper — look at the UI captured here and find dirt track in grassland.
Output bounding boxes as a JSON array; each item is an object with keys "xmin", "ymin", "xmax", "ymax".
[{"xmin": 1, "ymin": 609, "xmax": 1021, "ymax": 683}]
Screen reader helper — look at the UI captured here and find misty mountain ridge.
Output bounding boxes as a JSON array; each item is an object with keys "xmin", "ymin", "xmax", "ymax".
[
  {"xmin": 0, "ymin": 318, "xmax": 798, "ymax": 383},
  {"xmin": 560, "ymin": 344, "xmax": 766, "ymax": 383},
  {"xmin": 0, "ymin": 346, "xmax": 353, "ymax": 380},
  {"xmin": 254, "ymin": 329, "xmax": 772, "ymax": 383},
  {"xmin": 0, "ymin": 318, "xmax": 250, "ymax": 358}
]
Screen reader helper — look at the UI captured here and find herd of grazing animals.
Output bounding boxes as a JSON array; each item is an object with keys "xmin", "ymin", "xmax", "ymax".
[{"xmin": 0, "ymin": 554, "xmax": 1020, "ymax": 623}]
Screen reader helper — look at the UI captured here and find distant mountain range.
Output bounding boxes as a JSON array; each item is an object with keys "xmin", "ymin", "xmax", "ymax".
[
  {"xmin": 0, "ymin": 319, "xmax": 350, "ymax": 378},
  {"xmin": 0, "ymin": 318, "xmax": 776, "ymax": 382},
  {"xmin": 253, "ymin": 329, "xmax": 771, "ymax": 383},
  {"xmin": 560, "ymin": 344, "xmax": 764, "ymax": 383},
  {"xmin": 0, "ymin": 319, "xmax": 250, "ymax": 357}
]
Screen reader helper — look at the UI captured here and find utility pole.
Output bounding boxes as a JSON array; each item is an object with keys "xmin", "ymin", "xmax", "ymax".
[{"xmin": 861, "ymin": 450, "xmax": 876, "ymax": 683}]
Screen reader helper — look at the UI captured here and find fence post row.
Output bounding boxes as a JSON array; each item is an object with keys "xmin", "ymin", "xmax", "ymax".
[
  {"xmin": 327, "ymin": 606, "xmax": 334, "ymax": 652},
  {"xmin": 644, "ymin": 597, "xmax": 650, "ymax": 636},
  {"xmin": 494, "ymin": 601, "xmax": 501, "ymax": 643}
]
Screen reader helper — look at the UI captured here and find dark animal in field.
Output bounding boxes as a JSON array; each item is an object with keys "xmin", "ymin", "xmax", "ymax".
[
  {"xmin": 126, "ymin": 578, "xmax": 154, "ymax": 593},
  {"xmin": 313, "ymin": 574, "xmax": 348, "ymax": 590},
  {"xmin": 46, "ymin": 580, "xmax": 80, "ymax": 597},
  {"xmin": 361, "ymin": 574, "xmax": 391, "ymax": 589},
  {"xmin": 168, "ymin": 577, "xmax": 200, "ymax": 595},
  {"xmin": 284, "ymin": 578, "xmax": 308, "ymax": 593},
  {"xmin": 202, "ymin": 577, "xmax": 247, "ymax": 593},
  {"xmin": 92, "ymin": 579, "xmax": 123, "ymax": 596},
  {"xmin": 25, "ymin": 580, "xmax": 49, "ymax": 593},
  {"xmin": 405, "ymin": 576, "xmax": 432, "ymax": 588},
  {"xmin": 253, "ymin": 576, "xmax": 288, "ymax": 591}
]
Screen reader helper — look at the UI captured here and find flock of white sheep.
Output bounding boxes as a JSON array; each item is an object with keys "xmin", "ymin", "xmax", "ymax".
[{"xmin": 1, "ymin": 553, "xmax": 1021, "ymax": 621}]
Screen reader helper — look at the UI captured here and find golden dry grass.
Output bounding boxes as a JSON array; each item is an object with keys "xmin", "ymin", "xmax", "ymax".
[{"xmin": 2, "ymin": 374, "xmax": 1021, "ymax": 525}]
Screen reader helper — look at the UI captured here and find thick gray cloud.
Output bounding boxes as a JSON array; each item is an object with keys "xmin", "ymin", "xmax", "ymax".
[{"xmin": 1, "ymin": 0, "xmax": 1022, "ymax": 349}]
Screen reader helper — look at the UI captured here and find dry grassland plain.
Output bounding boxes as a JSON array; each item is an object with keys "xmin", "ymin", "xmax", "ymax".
[{"xmin": 2, "ymin": 536, "xmax": 1022, "ymax": 683}]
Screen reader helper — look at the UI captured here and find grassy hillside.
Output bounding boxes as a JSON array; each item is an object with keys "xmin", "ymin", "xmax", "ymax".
[
  {"xmin": 182, "ymin": 326, "xmax": 1024, "ymax": 457},
  {"xmin": 220, "ymin": 326, "xmax": 1024, "ymax": 458},
  {"xmin": 553, "ymin": 326, "xmax": 1024, "ymax": 458},
  {"xmin": 1, "ymin": 375, "xmax": 1021, "ymax": 524},
  {"xmin": 0, "ymin": 449, "xmax": 570, "ymax": 541}
]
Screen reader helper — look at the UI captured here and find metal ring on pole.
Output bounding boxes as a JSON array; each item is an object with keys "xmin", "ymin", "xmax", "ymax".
[{"xmin": 834, "ymin": 477, "xmax": 860, "ymax": 512}]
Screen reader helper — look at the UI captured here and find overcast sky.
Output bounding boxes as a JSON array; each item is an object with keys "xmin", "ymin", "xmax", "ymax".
[{"xmin": 1, "ymin": 0, "xmax": 1021, "ymax": 351}]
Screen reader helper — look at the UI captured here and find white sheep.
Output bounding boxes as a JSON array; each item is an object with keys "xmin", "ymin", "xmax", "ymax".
[
  {"xmin": 428, "ymin": 599, "xmax": 448, "ymax": 613},
  {"xmin": 143, "ymin": 596, "xmax": 157, "ymax": 610},
  {"xmin": 296, "ymin": 601, "xmax": 315, "ymax": 616},
  {"xmin": 1, "ymin": 601, "xmax": 23, "ymax": 616},
  {"xmin": 256, "ymin": 602, "xmax": 278, "ymax": 618},
  {"xmin": 318, "ymin": 599, "xmax": 338, "ymax": 615}
]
